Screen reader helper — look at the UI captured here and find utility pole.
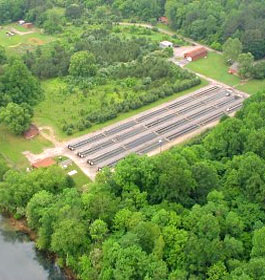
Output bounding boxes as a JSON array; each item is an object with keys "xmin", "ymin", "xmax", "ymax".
[{"xmin": 158, "ymin": 139, "xmax": 162, "ymax": 153}]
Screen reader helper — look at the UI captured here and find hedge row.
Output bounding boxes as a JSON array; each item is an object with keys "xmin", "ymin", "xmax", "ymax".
[{"xmin": 62, "ymin": 77, "xmax": 200, "ymax": 135}]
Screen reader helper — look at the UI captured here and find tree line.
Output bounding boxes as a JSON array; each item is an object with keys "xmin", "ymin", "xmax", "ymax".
[
  {"xmin": 0, "ymin": 50, "xmax": 43, "ymax": 135},
  {"xmin": 165, "ymin": 0, "xmax": 265, "ymax": 60},
  {"xmin": 223, "ymin": 38, "xmax": 265, "ymax": 80}
]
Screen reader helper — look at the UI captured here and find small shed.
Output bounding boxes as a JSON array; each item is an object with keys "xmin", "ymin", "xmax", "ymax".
[
  {"xmin": 18, "ymin": 20, "xmax": 25, "ymax": 25},
  {"xmin": 184, "ymin": 47, "xmax": 208, "ymax": 62},
  {"xmin": 160, "ymin": 41, "xmax": 173, "ymax": 49},
  {"xmin": 23, "ymin": 124, "xmax": 39, "ymax": 140},
  {"xmin": 32, "ymin": 158, "xmax": 56, "ymax": 169},
  {"xmin": 228, "ymin": 62, "xmax": 239, "ymax": 75},
  {"xmin": 23, "ymin": 23, "xmax": 33, "ymax": 29},
  {"xmin": 158, "ymin": 17, "xmax": 169, "ymax": 25},
  {"xmin": 59, "ymin": 159, "xmax": 73, "ymax": 169}
]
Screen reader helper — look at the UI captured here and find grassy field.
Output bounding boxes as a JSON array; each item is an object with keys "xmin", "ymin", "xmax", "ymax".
[
  {"xmin": 118, "ymin": 25, "xmax": 185, "ymax": 45},
  {"xmin": 237, "ymin": 79, "xmax": 265, "ymax": 94},
  {"xmin": 186, "ymin": 52, "xmax": 240, "ymax": 86},
  {"xmin": 0, "ymin": 23, "xmax": 54, "ymax": 54},
  {"xmin": 55, "ymin": 156, "xmax": 91, "ymax": 190},
  {"xmin": 185, "ymin": 52, "xmax": 265, "ymax": 95},
  {"xmin": 0, "ymin": 125, "xmax": 53, "ymax": 169},
  {"xmin": 34, "ymin": 78, "xmax": 208, "ymax": 139}
]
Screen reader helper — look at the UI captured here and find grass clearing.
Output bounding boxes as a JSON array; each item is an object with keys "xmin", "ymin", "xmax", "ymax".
[
  {"xmin": 34, "ymin": 78, "xmax": 208, "ymax": 140},
  {"xmin": 55, "ymin": 156, "xmax": 91, "ymax": 190},
  {"xmin": 237, "ymin": 79, "xmax": 265, "ymax": 95},
  {"xmin": 186, "ymin": 52, "xmax": 240, "ymax": 86},
  {"xmin": 0, "ymin": 24, "xmax": 54, "ymax": 55},
  {"xmin": 0, "ymin": 125, "xmax": 53, "ymax": 169},
  {"xmin": 117, "ymin": 25, "xmax": 185, "ymax": 45},
  {"xmin": 185, "ymin": 52, "xmax": 265, "ymax": 95}
]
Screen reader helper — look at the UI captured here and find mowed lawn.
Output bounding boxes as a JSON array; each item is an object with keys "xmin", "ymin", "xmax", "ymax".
[
  {"xmin": 55, "ymin": 156, "xmax": 91, "ymax": 190},
  {"xmin": 118, "ymin": 25, "xmax": 185, "ymax": 46},
  {"xmin": 186, "ymin": 52, "xmax": 240, "ymax": 86},
  {"xmin": 34, "ymin": 78, "xmax": 208, "ymax": 139},
  {"xmin": 237, "ymin": 79, "xmax": 265, "ymax": 95},
  {"xmin": 0, "ymin": 125, "xmax": 53, "ymax": 169},
  {"xmin": 0, "ymin": 23, "xmax": 54, "ymax": 54},
  {"xmin": 185, "ymin": 52, "xmax": 265, "ymax": 95}
]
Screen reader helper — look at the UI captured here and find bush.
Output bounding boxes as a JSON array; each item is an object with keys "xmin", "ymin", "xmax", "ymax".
[{"xmin": 252, "ymin": 61, "xmax": 265, "ymax": 80}]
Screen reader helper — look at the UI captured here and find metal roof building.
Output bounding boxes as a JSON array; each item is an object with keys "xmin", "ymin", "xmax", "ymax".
[{"xmin": 160, "ymin": 41, "xmax": 173, "ymax": 49}]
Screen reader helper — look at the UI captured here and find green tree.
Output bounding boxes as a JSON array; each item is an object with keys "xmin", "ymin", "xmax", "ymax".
[
  {"xmin": 155, "ymin": 153, "xmax": 196, "ymax": 206},
  {"xmin": 223, "ymin": 38, "xmax": 243, "ymax": 65},
  {"xmin": 0, "ymin": 103, "xmax": 32, "ymax": 135},
  {"xmin": 252, "ymin": 61, "xmax": 265, "ymax": 80},
  {"xmin": 251, "ymin": 227, "xmax": 265, "ymax": 257},
  {"xmin": 245, "ymin": 129, "xmax": 265, "ymax": 159},
  {"xmin": 191, "ymin": 161, "xmax": 219, "ymax": 204},
  {"xmin": 0, "ymin": 45, "xmax": 7, "ymax": 64},
  {"xmin": 0, "ymin": 166, "xmax": 73, "ymax": 215},
  {"xmin": 207, "ymin": 261, "xmax": 228, "ymax": 280},
  {"xmin": 65, "ymin": 4, "xmax": 82, "ymax": 19},
  {"xmin": 133, "ymin": 221, "xmax": 161, "ymax": 254},
  {"xmin": 224, "ymin": 153, "xmax": 265, "ymax": 205},
  {"xmin": 43, "ymin": 10, "xmax": 63, "ymax": 34},
  {"xmin": 238, "ymin": 52, "xmax": 254, "ymax": 79},
  {"xmin": 203, "ymin": 118, "xmax": 246, "ymax": 160},
  {"xmin": 26, "ymin": 191, "xmax": 54, "ymax": 230},
  {"xmin": 0, "ymin": 159, "xmax": 8, "ymax": 181},
  {"xmin": 0, "ymin": 0, "xmax": 25, "ymax": 24},
  {"xmin": 0, "ymin": 58, "xmax": 43, "ymax": 106},
  {"xmin": 89, "ymin": 219, "xmax": 108, "ymax": 242},
  {"xmin": 51, "ymin": 218, "xmax": 88, "ymax": 257},
  {"xmin": 69, "ymin": 51, "xmax": 97, "ymax": 77},
  {"xmin": 82, "ymin": 186, "xmax": 119, "ymax": 224}
]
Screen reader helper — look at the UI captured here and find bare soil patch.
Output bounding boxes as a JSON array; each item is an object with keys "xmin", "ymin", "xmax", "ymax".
[{"xmin": 28, "ymin": 37, "xmax": 44, "ymax": 45}]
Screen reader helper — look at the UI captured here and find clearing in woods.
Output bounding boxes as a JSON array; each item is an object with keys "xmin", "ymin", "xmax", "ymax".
[{"xmin": 0, "ymin": 23, "xmax": 54, "ymax": 54}]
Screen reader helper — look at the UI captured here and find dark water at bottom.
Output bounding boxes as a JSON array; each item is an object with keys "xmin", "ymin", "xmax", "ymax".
[{"xmin": 0, "ymin": 215, "xmax": 66, "ymax": 280}]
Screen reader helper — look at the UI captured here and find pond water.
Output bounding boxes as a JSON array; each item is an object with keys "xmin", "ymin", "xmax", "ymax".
[{"xmin": 0, "ymin": 215, "xmax": 66, "ymax": 280}]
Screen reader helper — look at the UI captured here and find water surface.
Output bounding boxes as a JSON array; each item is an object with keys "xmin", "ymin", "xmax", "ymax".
[{"xmin": 0, "ymin": 215, "xmax": 66, "ymax": 280}]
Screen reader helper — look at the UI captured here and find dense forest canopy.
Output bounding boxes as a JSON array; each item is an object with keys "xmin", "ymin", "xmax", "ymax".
[{"xmin": 165, "ymin": 0, "xmax": 265, "ymax": 59}]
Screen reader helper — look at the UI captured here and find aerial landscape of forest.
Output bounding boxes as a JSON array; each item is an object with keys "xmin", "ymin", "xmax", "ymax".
[{"xmin": 0, "ymin": 0, "xmax": 265, "ymax": 279}]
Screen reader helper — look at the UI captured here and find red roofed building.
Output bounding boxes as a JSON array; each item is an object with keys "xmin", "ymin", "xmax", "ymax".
[
  {"xmin": 158, "ymin": 17, "xmax": 169, "ymax": 25},
  {"xmin": 228, "ymin": 62, "xmax": 239, "ymax": 75},
  {"xmin": 23, "ymin": 23, "xmax": 33, "ymax": 29},
  {"xmin": 32, "ymin": 158, "xmax": 56, "ymax": 169},
  {"xmin": 184, "ymin": 47, "xmax": 208, "ymax": 62},
  {"xmin": 24, "ymin": 124, "xmax": 39, "ymax": 140}
]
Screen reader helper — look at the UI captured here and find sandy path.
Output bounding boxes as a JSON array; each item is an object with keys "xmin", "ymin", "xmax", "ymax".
[{"xmin": 10, "ymin": 28, "xmax": 35, "ymax": 36}]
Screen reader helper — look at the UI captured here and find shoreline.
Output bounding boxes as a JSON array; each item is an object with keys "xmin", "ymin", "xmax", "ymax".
[{"xmin": 2, "ymin": 212, "xmax": 76, "ymax": 280}]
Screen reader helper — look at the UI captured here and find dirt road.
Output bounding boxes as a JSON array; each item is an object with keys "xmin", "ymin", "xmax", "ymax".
[{"xmin": 10, "ymin": 28, "xmax": 35, "ymax": 36}]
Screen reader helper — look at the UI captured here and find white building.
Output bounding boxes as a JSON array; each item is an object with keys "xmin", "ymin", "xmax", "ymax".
[
  {"xmin": 18, "ymin": 20, "xmax": 25, "ymax": 25},
  {"xmin": 160, "ymin": 41, "xmax": 173, "ymax": 49}
]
